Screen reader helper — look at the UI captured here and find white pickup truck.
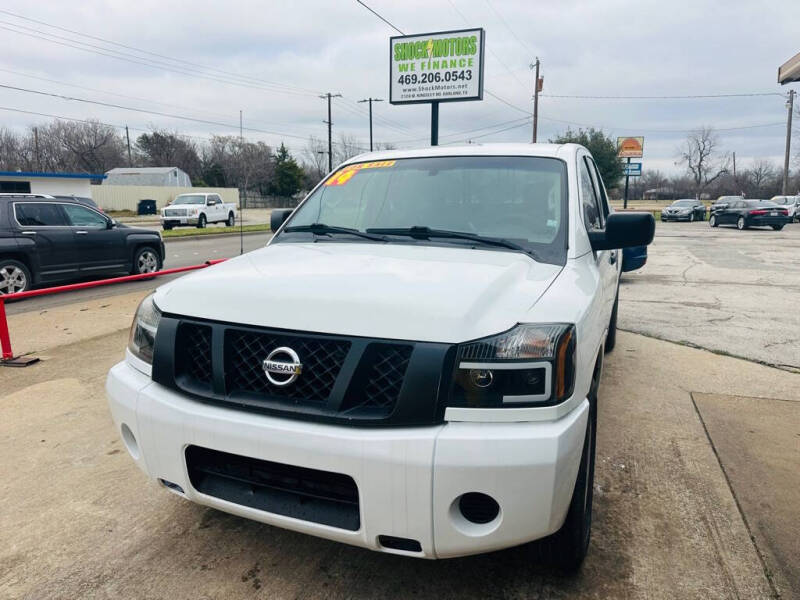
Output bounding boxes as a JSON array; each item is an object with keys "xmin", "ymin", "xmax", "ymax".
[
  {"xmin": 160, "ymin": 192, "xmax": 236, "ymax": 230},
  {"xmin": 108, "ymin": 144, "xmax": 653, "ymax": 570}
]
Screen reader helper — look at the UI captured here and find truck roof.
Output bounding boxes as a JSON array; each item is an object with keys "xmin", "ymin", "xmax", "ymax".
[{"xmin": 339, "ymin": 143, "xmax": 580, "ymax": 167}]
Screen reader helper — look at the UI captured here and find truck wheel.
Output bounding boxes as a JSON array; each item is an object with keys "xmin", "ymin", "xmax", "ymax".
[
  {"xmin": 197, "ymin": 214, "xmax": 207, "ymax": 229},
  {"xmin": 604, "ymin": 290, "xmax": 618, "ymax": 353},
  {"xmin": 771, "ymin": 224, "xmax": 784, "ymax": 231},
  {"xmin": 132, "ymin": 247, "xmax": 162, "ymax": 275},
  {"xmin": 163, "ymin": 223, "xmax": 173, "ymax": 231},
  {"xmin": 0, "ymin": 259, "xmax": 31, "ymax": 295},
  {"xmin": 226, "ymin": 212, "xmax": 235, "ymax": 227},
  {"xmin": 737, "ymin": 216, "xmax": 746, "ymax": 230},
  {"xmin": 534, "ymin": 381, "xmax": 597, "ymax": 572}
]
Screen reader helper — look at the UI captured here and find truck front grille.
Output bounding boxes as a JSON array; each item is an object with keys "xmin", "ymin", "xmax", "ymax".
[
  {"xmin": 185, "ymin": 445, "xmax": 360, "ymax": 530},
  {"xmin": 164, "ymin": 208, "xmax": 187, "ymax": 217},
  {"xmin": 225, "ymin": 330, "xmax": 350, "ymax": 403},
  {"xmin": 155, "ymin": 319, "xmax": 446, "ymax": 426}
]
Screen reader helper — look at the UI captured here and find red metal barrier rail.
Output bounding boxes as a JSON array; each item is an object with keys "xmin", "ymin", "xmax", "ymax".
[{"xmin": 0, "ymin": 259, "xmax": 226, "ymax": 365}]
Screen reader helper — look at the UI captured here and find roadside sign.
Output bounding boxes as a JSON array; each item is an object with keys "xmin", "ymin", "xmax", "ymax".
[
  {"xmin": 623, "ymin": 162, "xmax": 642, "ymax": 176},
  {"xmin": 389, "ymin": 28, "xmax": 485, "ymax": 105},
  {"xmin": 617, "ymin": 136, "xmax": 644, "ymax": 158}
]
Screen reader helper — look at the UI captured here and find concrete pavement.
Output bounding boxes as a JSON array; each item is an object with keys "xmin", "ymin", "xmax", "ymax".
[
  {"xmin": 2, "ymin": 322, "xmax": 795, "ymax": 597},
  {"xmin": 619, "ymin": 221, "xmax": 800, "ymax": 371}
]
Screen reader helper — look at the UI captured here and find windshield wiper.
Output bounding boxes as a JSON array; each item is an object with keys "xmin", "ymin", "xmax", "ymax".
[
  {"xmin": 366, "ymin": 226, "xmax": 532, "ymax": 256},
  {"xmin": 284, "ymin": 223, "xmax": 388, "ymax": 242}
]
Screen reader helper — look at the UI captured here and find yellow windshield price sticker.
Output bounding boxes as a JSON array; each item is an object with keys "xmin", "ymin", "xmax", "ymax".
[{"xmin": 324, "ymin": 160, "xmax": 396, "ymax": 186}]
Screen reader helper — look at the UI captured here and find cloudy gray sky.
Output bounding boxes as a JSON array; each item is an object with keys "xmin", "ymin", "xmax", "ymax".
[{"xmin": 0, "ymin": 0, "xmax": 798, "ymax": 174}]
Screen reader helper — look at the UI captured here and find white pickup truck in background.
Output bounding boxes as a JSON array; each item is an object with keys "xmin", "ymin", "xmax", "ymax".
[{"xmin": 160, "ymin": 193, "xmax": 237, "ymax": 229}]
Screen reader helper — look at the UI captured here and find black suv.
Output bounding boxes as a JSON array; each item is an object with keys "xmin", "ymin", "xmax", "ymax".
[{"xmin": 0, "ymin": 194, "xmax": 165, "ymax": 294}]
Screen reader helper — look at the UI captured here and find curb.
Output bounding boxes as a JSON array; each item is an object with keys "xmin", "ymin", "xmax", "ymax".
[{"xmin": 163, "ymin": 229, "xmax": 272, "ymax": 243}]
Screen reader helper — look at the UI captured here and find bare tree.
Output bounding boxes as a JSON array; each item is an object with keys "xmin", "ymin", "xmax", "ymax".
[
  {"xmin": 677, "ymin": 126, "xmax": 730, "ymax": 198},
  {"xmin": 205, "ymin": 135, "xmax": 274, "ymax": 198},
  {"xmin": 42, "ymin": 119, "xmax": 126, "ymax": 173},
  {"xmin": 333, "ymin": 134, "xmax": 365, "ymax": 165},
  {"xmin": 744, "ymin": 159, "xmax": 778, "ymax": 198},
  {"xmin": 136, "ymin": 128, "xmax": 202, "ymax": 180},
  {"xmin": 302, "ymin": 135, "xmax": 327, "ymax": 181}
]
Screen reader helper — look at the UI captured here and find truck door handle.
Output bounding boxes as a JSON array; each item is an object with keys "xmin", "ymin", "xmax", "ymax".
[
  {"xmin": 21, "ymin": 230, "xmax": 37, "ymax": 235},
  {"xmin": 609, "ymin": 251, "xmax": 617, "ymax": 265},
  {"xmin": 75, "ymin": 230, "xmax": 88, "ymax": 235}
]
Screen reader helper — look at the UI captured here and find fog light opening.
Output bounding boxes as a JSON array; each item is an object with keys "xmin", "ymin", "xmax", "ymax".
[
  {"xmin": 159, "ymin": 479, "xmax": 185, "ymax": 494},
  {"xmin": 459, "ymin": 492, "xmax": 500, "ymax": 524},
  {"xmin": 120, "ymin": 423, "xmax": 140, "ymax": 460}
]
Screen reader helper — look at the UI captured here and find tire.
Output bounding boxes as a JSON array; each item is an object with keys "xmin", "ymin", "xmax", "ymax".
[
  {"xmin": 533, "ymin": 367, "xmax": 598, "ymax": 572},
  {"xmin": 772, "ymin": 224, "xmax": 784, "ymax": 231},
  {"xmin": 709, "ymin": 214, "xmax": 718, "ymax": 227},
  {"xmin": 197, "ymin": 214, "xmax": 207, "ymax": 229},
  {"xmin": 737, "ymin": 216, "xmax": 746, "ymax": 230},
  {"xmin": 226, "ymin": 212, "xmax": 235, "ymax": 227},
  {"xmin": 689, "ymin": 212, "xmax": 695, "ymax": 222},
  {"xmin": 163, "ymin": 223, "xmax": 173, "ymax": 231},
  {"xmin": 132, "ymin": 246, "xmax": 162, "ymax": 275},
  {"xmin": 0, "ymin": 258, "xmax": 31, "ymax": 295},
  {"xmin": 605, "ymin": 289, "xmax": 618, "ymax": 353}
]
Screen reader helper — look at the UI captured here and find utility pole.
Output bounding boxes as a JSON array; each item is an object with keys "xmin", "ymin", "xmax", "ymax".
[
  {"xmin": 239, "ymin": 110, "xmax": 244, "ymax": 256},
  {"xmin": 531, "ymin": 57, "xmax": 541, "ymax": 143},
  {"xmin": 33, "ymin": 127, "xmax": 40, "ymax": 171},
  {"xmin": 358, "ymin": 97, "xmax": 383, "ymax": 151},
  {"xmin": 783, "ymin": 90, "xmax": 795, "ymax": 195},
  {"xmin": 125, "ymin": 125, "xmax": 132, "ymax": 167},
  {"xmin": 320, "ymin": 93, "xmax": 342, "ymax": 172}
]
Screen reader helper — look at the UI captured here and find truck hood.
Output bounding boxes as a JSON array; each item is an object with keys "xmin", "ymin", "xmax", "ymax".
[{"xmin": 154, "ymin": 243, "xmax": 563, "ymax": 343}]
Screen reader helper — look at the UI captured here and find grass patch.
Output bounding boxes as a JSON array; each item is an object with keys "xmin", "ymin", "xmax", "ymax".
[
  {"xmin": 162, "ymin": 223, "xmax": 270, "ymax": 238},
  {"xmin": 106, "ymin": 209, "xmax": 138, "ymax": 217}
]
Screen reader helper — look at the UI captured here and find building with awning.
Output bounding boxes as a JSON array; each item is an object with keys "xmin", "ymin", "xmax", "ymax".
[{"xmin": 778, "ymin": 51, "xmax": 800, "ymax": 84}]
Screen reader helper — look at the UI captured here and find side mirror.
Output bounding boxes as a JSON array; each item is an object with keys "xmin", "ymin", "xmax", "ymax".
[
  {"xmin": 589, "ymin": 213, "xmax": 654, "ymax": 251},
  {"xmin": 271, "ymin": 208, "xmax": 294, "ymax": 232},
  {"xmin": 207, "ymin": 199, "xmax": 216, "ymax": 206},
  {"xmin": 106, "ymin": 218, "xmax": 115, "ymax": 229}
]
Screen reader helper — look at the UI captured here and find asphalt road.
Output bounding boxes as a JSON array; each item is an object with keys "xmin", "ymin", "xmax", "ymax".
[{"xmin": 6, "ymin": 232, "xmax": 272, "ymax": 316}]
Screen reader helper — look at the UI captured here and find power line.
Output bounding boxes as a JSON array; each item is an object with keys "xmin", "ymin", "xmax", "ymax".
[
  {"xmin": 0, "ymin": 83, "xmax": 316, "ymax": 141},
  {"xmin": 0, "ymin": 67, "xmax": 326, "ymax": 135},
  {"xmin": 483, "ymin": 0, "xmax": 534, "ymax": 56},
  {"xmin": 0, "ymin": 9, "xmax": 321, "ymax": 96},
  {"xmin": 355, "ymin": 0, "xmax": 404, "ymax": 34},
  {"xmin": 540, "ymin": 92, "xmax": 784, "ymax": 100},
  {"xmin": 0, "ymin": 22, "xmax": 319, "ymax": 98}
]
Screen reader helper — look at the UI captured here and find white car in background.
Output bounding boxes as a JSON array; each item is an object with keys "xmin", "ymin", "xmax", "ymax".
[
  {"xmin": 160, "ymin": 193, "xmax": 237, "ymax": 230},
  {"xmin": 108, "ymin": 143, "xmax": 654, "ymax": 570},
  {"xmin": 770, "ymin": 195, "xmax": 800, "ymax": 221}
]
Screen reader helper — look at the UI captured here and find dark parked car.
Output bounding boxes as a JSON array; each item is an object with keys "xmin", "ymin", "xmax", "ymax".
[
  {"xmin": 0, "ymin": 194, "xmax": 164, "ymax": 294},
  {"xmin": 661, "ymin": 199, "xmax": 706, "ymax": 222},
  {"xmin": 710, "ymin": 195, "xmax": 742, "ymax": 214},
  {"xmin": 709, "ymin": 199, "xmax": 790, "ymax": 231}
]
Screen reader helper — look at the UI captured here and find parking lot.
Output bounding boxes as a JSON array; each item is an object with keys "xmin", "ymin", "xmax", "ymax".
[{"xmin": 1, "ymin": 221, "xmax": 798, "ymax": 599}]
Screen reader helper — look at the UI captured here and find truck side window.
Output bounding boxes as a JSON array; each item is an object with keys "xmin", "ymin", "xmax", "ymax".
[
  {"xmin": 586, "ymin": 157, "xmax": 610, "ymax": 222},
  {"xmin": 579, "ymin": 159, "xmax": 602, "ymax": 231}
]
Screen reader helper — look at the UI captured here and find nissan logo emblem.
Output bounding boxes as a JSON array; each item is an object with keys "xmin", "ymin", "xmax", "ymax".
[{"xmin": 262, "ymin": 346, "xmax": 303, "ymax": 386}]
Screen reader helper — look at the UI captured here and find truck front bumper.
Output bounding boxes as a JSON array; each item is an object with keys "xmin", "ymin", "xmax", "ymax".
[
  {"xmin": 106, "ymin": 359, "xmax": 588, "ymax": 558},
  {"xmin": 160, "ymin": 217, "xmax": 199, "ymax": 226}
]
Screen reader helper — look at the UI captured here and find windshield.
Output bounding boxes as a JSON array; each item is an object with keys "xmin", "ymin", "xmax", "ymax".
[
  {"xmin": 673, "ymin": 200, "xmax": 695, "ymax": 206},
  {"xmin": 771, "ymin": 197, "xmax": 790, "ymax": 205},
  {"xmin": 281, "ymin": 156, "xmax": 568, "ymax": 264},
  {"xmin": 172, "ymin": 194, "xmax": 206, "ymax": 205}
]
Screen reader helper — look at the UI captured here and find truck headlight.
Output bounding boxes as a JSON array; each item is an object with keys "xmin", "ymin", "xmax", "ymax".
[
  {"xmin": 128, "ymin": 293, "xmax": 162, "ymax": 365},
  {"xmin": 449, "ymin": 324, "xmax": 576, "ymax": 408}
]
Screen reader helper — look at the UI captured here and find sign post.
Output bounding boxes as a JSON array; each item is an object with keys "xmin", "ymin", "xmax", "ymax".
[
  {"xmin": 617, "ymin": 136, "xmax": 644, "ymax": 209},
  {"xmin": 390, "ymin": 28, "xmax": 485, "ymax": 146}
]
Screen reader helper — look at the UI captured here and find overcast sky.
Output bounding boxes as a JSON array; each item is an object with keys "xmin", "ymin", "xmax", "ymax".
[{"xmin": 0, "ymin": 0, "xmax": 798, "ymax": 175}]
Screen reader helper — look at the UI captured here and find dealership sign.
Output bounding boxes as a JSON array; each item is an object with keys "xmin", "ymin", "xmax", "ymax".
[
  {"xmin": 390, "ymin": 28, "xmax": 485, "ymax": 105},
  {"xmin": 617, "ymin": 136, "xmax": 644, "ymax": 158}
]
